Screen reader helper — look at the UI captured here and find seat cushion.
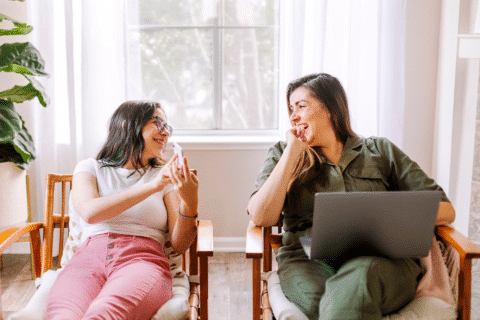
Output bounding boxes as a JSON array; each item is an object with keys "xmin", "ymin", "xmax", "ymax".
[
  {"xmin": 152, "ymin": 275, "xmax": 190, "ymax": 320},
  {"xmin": 265, "ymin": 271, "xmax": 456, "ymax": 320}
]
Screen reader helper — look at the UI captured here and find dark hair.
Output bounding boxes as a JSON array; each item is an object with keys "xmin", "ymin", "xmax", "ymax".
[
  {"xmin": 96, "ymin": 100, "xmax": 167, "ymax": 175},
  {"xmin": 286, "ymin": 73, "xmax": 356, "ymax": 193},
  {"xmin": 286, "ymin": 73, "xmax": 355, "ymax": 144}
]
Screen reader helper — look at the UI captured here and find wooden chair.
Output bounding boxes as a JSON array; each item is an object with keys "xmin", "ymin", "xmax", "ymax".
[
  {"xmin": 0, "ymin": 173, "xmax": 213, "ymax": 320},
  {"xmin": 246, "ymin": 220, "xmax": 480, "ymax": 320}
]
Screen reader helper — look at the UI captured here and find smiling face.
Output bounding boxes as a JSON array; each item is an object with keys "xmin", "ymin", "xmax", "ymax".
[
  {"xmin": 141, "ymin": 108, "xmax": 170, "ymax": 166},
  {"xmin": 288, "ymin": 86, "xmax": 335, "ymax": 147}
]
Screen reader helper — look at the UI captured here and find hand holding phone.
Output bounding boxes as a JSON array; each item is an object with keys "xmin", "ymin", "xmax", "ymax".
[{"xmin": 172, "ymin": 142, "xmax": 183, "ymax": 169}]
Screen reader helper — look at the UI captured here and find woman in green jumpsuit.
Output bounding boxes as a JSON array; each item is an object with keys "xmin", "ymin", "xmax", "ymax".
[{"xmin": 247, "ymin": 73, "xmax": 455, "ymax": 320}]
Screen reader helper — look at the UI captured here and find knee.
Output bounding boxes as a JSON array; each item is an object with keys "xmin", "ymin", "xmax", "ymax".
[
  {"xmin": 330, "ymin": 256, "xmax": 392, "ymax": 295},
  {"xmin": 339, "ymin": 256, "xmax": 388, "ymax": 277},
  {"xmin": 335, "ymin": 256, "xmax": 419, "ymax": 295},
  {"xmin": 45, "ymin": 301, "xmax": 85, "ymax": 320}
]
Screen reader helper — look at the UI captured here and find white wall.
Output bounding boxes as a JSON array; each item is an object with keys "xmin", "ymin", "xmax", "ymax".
[
  {"xmin": 164, "ymin": 144, "xmax": 270, "ymax": 251},
  {"xmin": 403, "ymin": 0, "xmax": 442, "ymax": 177},
  {"xmin": 431, "ymin": 0, "xmax": 480, "ymax": 235}
]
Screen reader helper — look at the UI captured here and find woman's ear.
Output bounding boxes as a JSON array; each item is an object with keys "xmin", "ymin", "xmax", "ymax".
[{"xmin": 122, "ymin": 120, "xmax": 126, "ymax": 129}]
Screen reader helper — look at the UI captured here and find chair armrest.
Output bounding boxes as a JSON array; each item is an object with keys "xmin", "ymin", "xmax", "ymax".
[
  {"xmin": 0, "ymin": 222, "xmax": 43, "ymax": 254},
  {"xmin": 246, "ymin": 220, "xmax": 263, "ymax": 259},
  {"xmin": 435, "ymin": 225, "xmax": 480, "ymax": 260},
  {"xmin": 197, "ymin": 220, "xmax": 213, "ymax": 257}
]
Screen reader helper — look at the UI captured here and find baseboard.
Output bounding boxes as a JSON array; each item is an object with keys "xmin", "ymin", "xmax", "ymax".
[
  {"xmin": 213, "ymin": 237, "xmax": 246, "ymax": 252},
  {"xmin": 3, "ymin": 237, "xmax": 247, "ymax": 254}
]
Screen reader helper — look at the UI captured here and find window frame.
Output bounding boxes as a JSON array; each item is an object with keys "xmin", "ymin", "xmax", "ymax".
[{"xmin": 124, "ymin": 0, "xmax": 282, "ymax": 143}]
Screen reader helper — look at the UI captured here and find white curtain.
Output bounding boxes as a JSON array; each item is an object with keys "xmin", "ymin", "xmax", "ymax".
[
  {"xmin": 27, "ymin": 0, "xmax": 127, "ymax": 220},
  {"xmin": 278, "ymin": 0, "xmax": 406, "ymax": 144},
  {"xmin": 25, "ymin": 0, "xmax": 406, "ymax": 220}
]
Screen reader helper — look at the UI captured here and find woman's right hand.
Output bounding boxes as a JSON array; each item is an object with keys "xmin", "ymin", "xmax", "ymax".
[{"xmin": 286, "ymin": 126, "xmax": 308, "ymax": 153}]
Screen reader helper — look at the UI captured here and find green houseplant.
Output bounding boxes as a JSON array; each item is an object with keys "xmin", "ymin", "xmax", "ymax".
[{"xmin": 0, "ymin": 13, "xmax": 49, "ymax": 169}]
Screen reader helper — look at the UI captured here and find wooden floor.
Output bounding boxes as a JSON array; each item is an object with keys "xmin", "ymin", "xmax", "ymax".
[
  {"xmin": 1, "ymin": 252, "xmax": 259, "ymax": 320},
  {"xmin": 5, "ymin": 253, "xmax": 478, "ymax": 319}
]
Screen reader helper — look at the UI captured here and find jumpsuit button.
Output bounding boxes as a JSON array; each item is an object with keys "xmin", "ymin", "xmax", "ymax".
[
  {"xmin": 109, "ymin": 235, "xmax": 115, "ymax": 239},
  {"xmin": 107, "ymin": 244, "xmax": 114, "ymax": 249},
  {"xmin": 106, "ymin": 255, "xmax": 113, "ymax": 260}
]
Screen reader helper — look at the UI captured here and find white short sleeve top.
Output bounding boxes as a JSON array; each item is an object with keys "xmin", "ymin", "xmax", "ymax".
[{"xmin": 70, "ymin": 158, "xmax": 174, "ymax": 244}]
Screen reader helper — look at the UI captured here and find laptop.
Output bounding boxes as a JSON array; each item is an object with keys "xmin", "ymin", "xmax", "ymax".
[{"xmin": 299, "ymin": 191, "xmax": 442, "ymax": 261}]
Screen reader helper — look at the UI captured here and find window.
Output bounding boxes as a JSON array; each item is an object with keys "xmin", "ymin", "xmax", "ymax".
[{"xmin": 125, "ymin": 0, "xmax": 279, "ymax": 135}]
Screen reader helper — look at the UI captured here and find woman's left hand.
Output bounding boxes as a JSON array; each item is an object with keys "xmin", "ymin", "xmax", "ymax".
[{"xmin": 169, "ymin": 155, "xmax": 199, "ymax": 212}]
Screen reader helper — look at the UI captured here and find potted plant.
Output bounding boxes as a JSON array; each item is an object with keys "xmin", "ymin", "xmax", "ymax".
[{"xmin": 0, "ymin": 12, "xmax": 49, "ymax": 227}]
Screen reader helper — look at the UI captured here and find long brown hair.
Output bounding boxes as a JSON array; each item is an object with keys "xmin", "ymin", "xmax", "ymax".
[
  {"xmin": 286, "ymin": 73, "xmax": 356, "ymax": 193},
  {"xmin": 96, "ymin": 100, "xmax": 167, "ymax": 175}
]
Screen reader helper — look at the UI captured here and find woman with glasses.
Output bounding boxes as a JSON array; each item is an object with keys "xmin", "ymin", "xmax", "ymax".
[{"xmin": 45, "ymin": 100, "xmax": 199, "ymax": 320}]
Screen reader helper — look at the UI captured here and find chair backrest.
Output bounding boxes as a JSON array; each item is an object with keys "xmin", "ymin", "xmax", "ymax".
[
  {"xmin": 41, "ymin": 172, "xmax": 200, "ymax": 277},
  {"xmin": 42, "ymin": 174, "xmax": 71, "ymax": 273}
]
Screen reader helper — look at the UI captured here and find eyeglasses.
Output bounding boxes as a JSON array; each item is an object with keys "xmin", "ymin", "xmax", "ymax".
[{"xmin": 152, "ymin": 116, "xmax": 173, "ymax": 135}]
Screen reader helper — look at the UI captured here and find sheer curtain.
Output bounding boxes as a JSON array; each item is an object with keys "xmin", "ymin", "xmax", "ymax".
[
  {"xmin": 27, "ymin": 0, "xmax": 127, "ymax": 219},
  {"xmin": 25, "ymin": 0, "xmax": 406, "ymax": 219},
  {"xmin": 278, "ymin": 0, "xmax": 406, "ymax": 144}
]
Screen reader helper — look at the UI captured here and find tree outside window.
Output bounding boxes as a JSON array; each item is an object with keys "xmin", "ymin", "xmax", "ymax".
[{"xmin": 125, "ymin": 0, "xmax": 279, "ymax": 132}]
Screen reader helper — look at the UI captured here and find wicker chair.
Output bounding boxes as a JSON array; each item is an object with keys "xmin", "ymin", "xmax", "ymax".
[
  {"xmin": 0, "ymin": 172, "xmax": 213, "ymax": 320},
  {"xmin": 246, "ymin": 219, "xmax": 480, "ymax": 320}
]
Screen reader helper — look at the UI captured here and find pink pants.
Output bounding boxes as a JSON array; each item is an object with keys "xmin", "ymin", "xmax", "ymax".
[{"xmin": 45, "ymin": 233, "xmax": 173, "ymax": 320}]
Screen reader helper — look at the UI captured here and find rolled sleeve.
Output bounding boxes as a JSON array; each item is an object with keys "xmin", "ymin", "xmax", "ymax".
[{"xmin": 372, "ymin": 137, "xmax": 450, "ymax": 202}]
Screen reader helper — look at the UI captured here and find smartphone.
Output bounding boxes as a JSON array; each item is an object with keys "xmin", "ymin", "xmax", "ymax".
[{"xmin": 172, "ymin": 142, "xmax": 183, "ymax": 169}]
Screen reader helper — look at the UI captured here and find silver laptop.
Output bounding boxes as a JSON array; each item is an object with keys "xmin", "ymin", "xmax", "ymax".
[{"xmin": 300, "ymin": 191, "xmax": 441, "ymax": 261}]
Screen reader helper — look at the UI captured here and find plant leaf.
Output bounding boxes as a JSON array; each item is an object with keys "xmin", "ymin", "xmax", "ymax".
[
  {"xmin": 0, "ymin": 14, "xmax": 32, "ymax": 36},
  {"xmin": 0, "ymin": 42, "xmax": 48, "ymax": 76},
  {"xmin": 0, "ymin": 99, "xmax": 21, "ymax": 144},
  {"xmin": 0, "ymin": 102, "xmax": 35, "ymax": 168},
  {"xmin": 0, "ymin": 143, "xmax": 25, "ymax": 165},
  {"xmin": 0, "ymin": 125, "xmax": 35, "ymax": 168},
  {"xmin": 12, "ymin": 117, "xmax": 35, "ymax": 164},
  {"xmin": 25, "ymin": 75, "xmax": 49, "ymax": 106},
  {"xmin": 0, "ymin": 76, "xmax": 49, "ymax": 107}
]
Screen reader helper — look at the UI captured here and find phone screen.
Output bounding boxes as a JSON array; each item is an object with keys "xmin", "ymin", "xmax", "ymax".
[{"xmin": 172, "ymin": 142, "xmax": 183, "ymax": 168}]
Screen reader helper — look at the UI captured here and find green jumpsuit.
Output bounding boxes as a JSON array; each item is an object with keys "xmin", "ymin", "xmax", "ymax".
[{"xmin": 253, "ymin": 136, "xmax": 449, "ymax": 320}]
